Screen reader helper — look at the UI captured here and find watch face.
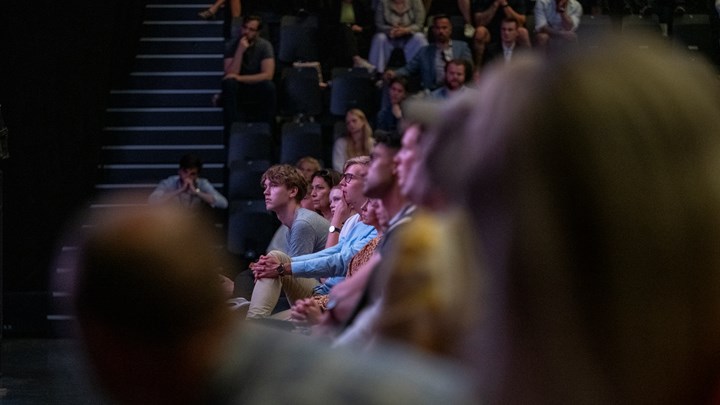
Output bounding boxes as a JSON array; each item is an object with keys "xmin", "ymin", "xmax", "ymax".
[{"xmin": 329, "ymin": 226, "xmax": 340, "ymax": 233}]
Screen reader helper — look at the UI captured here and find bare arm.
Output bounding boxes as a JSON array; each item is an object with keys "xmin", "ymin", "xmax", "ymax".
[{"xmin": 501, "ymin": 1, "xmax": 526, "ymax": 26}]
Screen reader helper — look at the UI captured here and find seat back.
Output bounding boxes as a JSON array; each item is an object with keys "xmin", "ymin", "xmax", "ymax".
[
  {"xmin": 278, "ymin": 14, "xmax": 320, "ymax": 63},
  {"xmin": 227, "ymin": 122, "xmax": 273, "ymax": 166},
  {"xmin": 329, "ymin": 71, "xmax": 378, "ymax": 119},
  {"xmin": 280, "ymin": 122, "xmax": 323, "ymax": 165},
  {"xmin": 280, "ymin": 66, "xmax": 323, "ymax": 117},
  {"xmin": 227, "ymin": 199, "xmax": 279, "ymax": 260}
]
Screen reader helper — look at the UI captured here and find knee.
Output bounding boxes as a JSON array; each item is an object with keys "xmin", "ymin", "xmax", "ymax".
[
  {"xmin": 536, "ymin": 32, "xmax": 550, "ymax": 46},
  {"xmin": 372, "ymin": 32, "xmax": 389, "ymax": 46},
  {"xmin": 474, "ymin": 26, "xmax": 490, "ymax": 44}
]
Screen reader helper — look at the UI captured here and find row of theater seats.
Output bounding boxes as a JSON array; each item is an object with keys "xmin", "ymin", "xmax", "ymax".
[
  {"xmin": 225, "ymin": 120, "xmax": 340, "ymax": 261},
  {"xmin": 280, "ymin": 67, "xmax": 379, "ymax": 119}
]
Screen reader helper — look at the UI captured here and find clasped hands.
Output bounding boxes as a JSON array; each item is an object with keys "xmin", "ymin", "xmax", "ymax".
[{"xmin": 248, "ymin": 255, "xmax": 281, "ymax": 281}]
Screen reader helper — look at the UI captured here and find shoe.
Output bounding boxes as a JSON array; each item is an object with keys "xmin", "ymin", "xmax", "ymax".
[
  {"xmin": 198, "ymin": 8, "xmax": 216, "ymax": 20},
  {"xmin": 353, "ymin": 56, "xmax": 376, "ymax": 73},
  {"xmin": 227, "ymin": 297, "xmax": 250, "ymax": 311},
  {"xmin": 464, "ymin": 23, "xmax": 475, "ymax": 38}
]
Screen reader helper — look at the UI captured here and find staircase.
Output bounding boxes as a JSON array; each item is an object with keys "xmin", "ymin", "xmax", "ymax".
[
  {"xmin": 100, "ymin": 0, "xmax": 226, "ymax": 195},
  {"xmin": 48, "ymin": 0, "xmax": 228, "ymax": 334}
]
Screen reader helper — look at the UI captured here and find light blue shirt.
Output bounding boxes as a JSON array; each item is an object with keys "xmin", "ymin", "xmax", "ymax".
[
  {"xmin": 148, "ymin": 175, "xmax": 228, "ymax": 209},
  {"xmin": 291, "ymin": 213, "xmax": 378, "ymax": 279}
]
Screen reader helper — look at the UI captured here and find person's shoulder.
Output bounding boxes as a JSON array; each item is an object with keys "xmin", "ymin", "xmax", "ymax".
[
  {"xmin": 255, "ymin": 36, "xmax": 274, "ymax": 53},
  {"xmin": 160, "ymin": 175, "xmax": 179, "ymax": 184},
  {"xmin": 295, "ymin": 208, "xmax": 329, "ymax": 227}
]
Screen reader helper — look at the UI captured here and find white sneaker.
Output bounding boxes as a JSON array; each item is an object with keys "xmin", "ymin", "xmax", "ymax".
[
  {"xmin": 464, "ymin": 23, "xmax": 475, "ymax": 38},
  {"xmin": 353, "ymin": 56, "xmax": 376, "ymax": 73},
  {"xmin": 227, "ymin": 297, "xmax": 250, "ymax": 311}
]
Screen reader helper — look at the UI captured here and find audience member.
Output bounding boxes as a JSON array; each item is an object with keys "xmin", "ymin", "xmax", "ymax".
[
  {"xmin": 310, "ymin": 168, "xmax": 343, "ymax": 220},
  {"xmin": 266, "ymin": 158, "xmax": 324, "ymax": 254},
  {"xmin": 222, "ymin": 15, "xmax": 276, "ymax": 131},
  {"xmin": 264, "ymin": 164, "xmax": 329, "ymax": 255},
  {"xmin": 199, "ymin": 0, "xmax": 241, "ymax": 19},
  {"xmin": 470, "ymin": 0, "xmax": 529, "ymax": 66},
  {"xmin": 366, "ymin": 114, "xmax": 477, "ymax": 358},
  {"xmin": 244, "ymin": 164, "xmax": 330, "ymax": 318},
  {"xmin": 427, "ymin": 37, "xmax": 720, "ymax": 403},
  {"xmin": 384, "ymin": 14, "xmax": 472, "ymax": 91},
  {"xmin": 425, "ymin": 0, "xmax": 475, "ymax": 36},
  {"xmin": 376, "ymin": 76, "xmax": 409, "ymax": 131},
  {"xmin": 290, "ymin": 198, "xmax": 387, "ymax": 324},
  {"xmin": 322, "ymin": 0, "xmax": 377, "ymax": 69},
  {"xmin": 332, "ymin": 130, "xmax": 412, "ymax": 348},
  {"xmin": 148, "ymin": 153, "xmax": 228, "ymax": 210},
  {"xmin": 70, "ymin": 197, "xmax": 477, "ymax": 404},
  {"xmin": 325, "ymin": 184, "xmax": 357, "ymax": 248},
  {"xmin": 534, "ymin": 0, "xmax": 582, "ymax": 50},
  {"xmin": 483, "ymin": 17, "xmax": 530, "ymax": 64},
  {"xmin": 333, "ymin": 108, "xmax": 374, "ymax": 171},
  {"xmin": 429, "ymin": 58, "xmax": 473, "ymax": 98},
  {"xmin": 370, "ymin": 0, "xmax": 429, "ymax": 72},
  {"xmin": 296, "ymin": 156, "xmax": 322, "ymax": 182},
  {"xmin": 247, "ymin": 156, "xmax": 377, "ymax": 319}
]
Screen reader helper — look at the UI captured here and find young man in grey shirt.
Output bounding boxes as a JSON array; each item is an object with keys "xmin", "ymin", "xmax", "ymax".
[{"xmin": 246, "ymin": 164, "xmax": 329, "ymax": 318}]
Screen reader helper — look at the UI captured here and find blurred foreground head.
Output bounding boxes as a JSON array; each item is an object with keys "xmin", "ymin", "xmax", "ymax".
[
  {"xmin": 71, "ymin": 194, "xmax": 231, "ymax": 403},
  {"xmin": 428, "ymin": 36, "xmax": 720, "ymax": 404}
]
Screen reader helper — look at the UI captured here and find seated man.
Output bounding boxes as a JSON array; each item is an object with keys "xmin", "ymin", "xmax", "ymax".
[
  {"xmin": 534, "ymin": 0, "xmax": 582, "ymax": 50},
  {"xmin": 243, "ymin": 164, "xmax": 329, "ymax": 317},
  {"xmin": 470, "ymin": 0, "xmax": 530, "ymax": 66},
  {"xmin": 148, "ymin": 153, "xmax": 228, "ymax": 210},
  {"xmin": 69, "ymin": 197, "xmax": 476, "ymax": 404},
  {"xmin": 221, "ymin": 15, "xmax": 276, "ymax": 132},
  {"xmin": 484, "ymin": 17, "xmax": 530, "ymax": 64},
  {"xmin": 429, "ymin": 58, "xmax": 474, "ymax": 99},
  {"xmin": 247, "ymin": 156, "xmax": 378, "ymax": 319},
  {"xmin": 384, "ymin": 14, "xmax": 472, "ymax": 91}
]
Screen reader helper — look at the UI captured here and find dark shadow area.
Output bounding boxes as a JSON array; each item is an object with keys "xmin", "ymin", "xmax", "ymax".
[{"xmin": 0, "ymin": 0, "xmax": 148, "ymax": 337}]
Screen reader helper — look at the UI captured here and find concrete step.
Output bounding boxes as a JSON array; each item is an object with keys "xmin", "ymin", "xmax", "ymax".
[
  {"xmin": 104, "ymin": 107, "xmax": 222, "ymax": 126},
  {"xmin": 109, "ymin": 89, "xmax": 218, "ymax": 108},
  {"xmin": 142, "ymin": 20, "xmax": 223, "ymax": 37},
  {"xmin": 103, "ymin": 126, "xmax": 223, "ymax": 145},
  {"xmin": 98, "ymin": 162, "xmax": 225, "ymax": 184},
  {"xmin": 137, "ymin": 37, "xmax": 224, "ymax": 55},
  {"xmin": 144, "ymin": 3, "xmax": 220, "ymax": 21},
  {"xmin": 133, "ymin": 54, "xmax": 223, "ymax": 72},
  {"xmin": 123, "ymin": 71, "xmax": 222, "ymax": 89},
  {"xmin": 100, "ymin": 144, "xmax": 225, "ymax": 163}
]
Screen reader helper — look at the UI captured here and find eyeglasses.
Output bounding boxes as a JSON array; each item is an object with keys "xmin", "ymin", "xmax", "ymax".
[{"xmin": 342, "ymin": 172, "xmax": 364, "ymax": 184}]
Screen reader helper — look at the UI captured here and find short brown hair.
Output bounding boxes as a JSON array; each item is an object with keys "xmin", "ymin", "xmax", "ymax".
[{"xmin": 261, "ymin": 164, "xmax": 309, "ymax": 202}]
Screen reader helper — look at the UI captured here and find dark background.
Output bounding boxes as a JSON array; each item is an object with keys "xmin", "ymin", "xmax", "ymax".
[{"xmin": 0, "ymin": 1, "xmax": 148, "ymax": 336}]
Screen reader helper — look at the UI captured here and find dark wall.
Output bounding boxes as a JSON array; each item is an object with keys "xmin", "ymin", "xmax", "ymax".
[{"xmin": 0, "ymin": 0, "xmax": 147, "ymax": 335}]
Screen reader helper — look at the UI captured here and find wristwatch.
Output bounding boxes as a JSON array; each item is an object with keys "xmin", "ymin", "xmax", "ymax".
[
  {"xmin": 329, "ymin": 225, "xmax": 342, "ymax": 234},
  {"xmin": 276, "ymin": 263, "xmax": 285, "ymax": 276}
]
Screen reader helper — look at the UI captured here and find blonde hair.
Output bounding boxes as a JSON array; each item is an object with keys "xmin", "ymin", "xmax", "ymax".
[{"xmin": 345, "ymin": 108, "xmax": 374, "ymax": 159}]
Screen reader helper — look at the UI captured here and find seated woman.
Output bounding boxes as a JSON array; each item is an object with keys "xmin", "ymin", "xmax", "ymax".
[
  {"xmin": 369, "ymin": 0, "xmax": 429, "ymax": 72},
  {"xmin": 332, "ymin": 109, "xmax": 374, "ymax": 172},
  {"xmin": 310, "ymin": 169, "xmax": 342, "ymax": 221}
]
